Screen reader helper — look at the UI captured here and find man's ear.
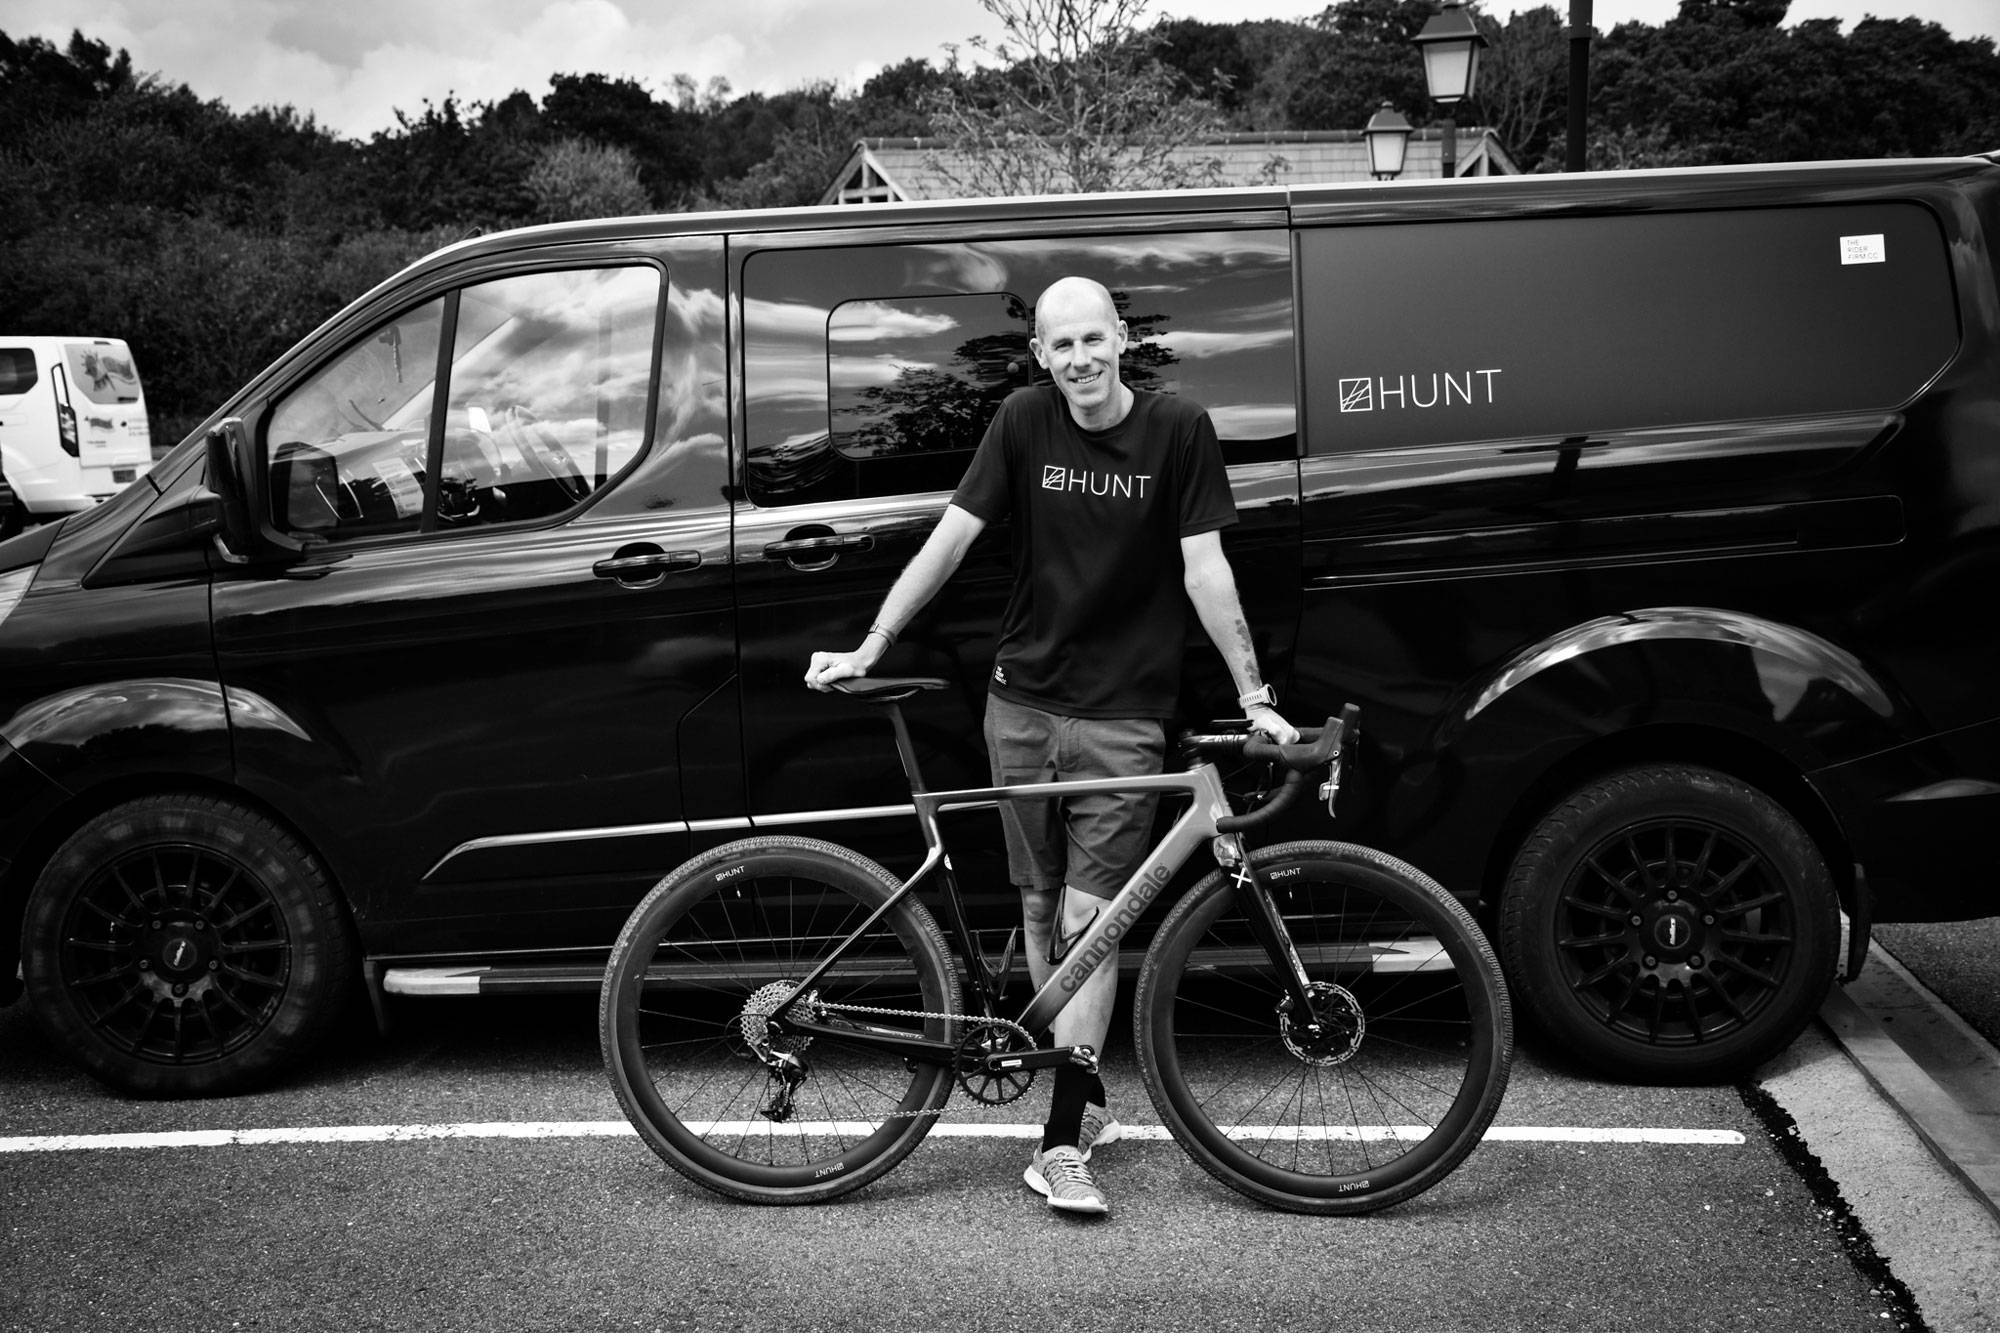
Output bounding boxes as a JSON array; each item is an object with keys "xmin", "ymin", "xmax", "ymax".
[{"xmin": 1029, "ymin": 337, "xmax": 1050, "ymax": 369}]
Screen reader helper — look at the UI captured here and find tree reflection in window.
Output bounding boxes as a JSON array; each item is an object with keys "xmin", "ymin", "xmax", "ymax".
[{"xmin": 830, "ymin": 290, "xmax": 1176, "ymax": 463}]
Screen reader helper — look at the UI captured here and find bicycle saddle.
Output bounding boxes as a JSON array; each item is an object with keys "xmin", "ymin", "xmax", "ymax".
[{"xmin": 828, "ymin": 676, "xmax": 948, "ymax": 703}]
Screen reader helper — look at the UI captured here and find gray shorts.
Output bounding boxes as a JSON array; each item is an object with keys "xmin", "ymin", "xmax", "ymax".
[{"xmin": 983, "ymin": 694, "xmax": 1167, "ymax": 901}]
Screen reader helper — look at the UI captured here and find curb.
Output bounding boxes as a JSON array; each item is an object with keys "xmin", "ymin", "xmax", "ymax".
[{"xmin": 1820, "ymin": 941, "xmax": 2000, "ymax": 1225}]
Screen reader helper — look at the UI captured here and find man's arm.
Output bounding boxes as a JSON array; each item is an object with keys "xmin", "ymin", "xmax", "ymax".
[
  {"xmin": 805, "ymin": 503, "xmax": 988, "ymax": 690},
  {"xmin": 1181, "ymin": 529, "xmax": 1299, "ymax": 742}
]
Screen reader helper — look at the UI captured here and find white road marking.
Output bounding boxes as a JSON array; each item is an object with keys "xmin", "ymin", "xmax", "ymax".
[{"xmin": 0, "ymin": 1121, "xmax": 1744, "ymax": 1153}]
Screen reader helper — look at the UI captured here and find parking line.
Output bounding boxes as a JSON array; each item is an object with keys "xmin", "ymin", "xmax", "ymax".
[{"xmin": 0, "ymin": 1121, "xmax": 1744, "ymax": 1153}]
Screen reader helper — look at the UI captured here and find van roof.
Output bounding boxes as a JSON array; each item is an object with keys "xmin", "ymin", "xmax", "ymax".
[{"xmin": 406, "ymin": 153, "xmax": 2000, "ymax": 275}]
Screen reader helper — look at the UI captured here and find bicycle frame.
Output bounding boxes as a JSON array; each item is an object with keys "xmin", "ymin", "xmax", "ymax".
[{"xmin": 773, "ymin": 703, "xmax": 1322, "ymax": 1062}]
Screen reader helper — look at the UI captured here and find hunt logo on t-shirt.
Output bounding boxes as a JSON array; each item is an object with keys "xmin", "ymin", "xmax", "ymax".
[{"xmin": 1042, "ymin": 464, "xmax": 1154, "ymax": 499}]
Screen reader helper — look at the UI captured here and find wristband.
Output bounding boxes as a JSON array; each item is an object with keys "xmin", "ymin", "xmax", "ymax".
[
  {"xmin": 1237, "ymin": 684, "xmax": 1276, "ymax": 710},
  {"xmin": 866, "ymin": 623, "xmax": 898, "ymax": 646}
]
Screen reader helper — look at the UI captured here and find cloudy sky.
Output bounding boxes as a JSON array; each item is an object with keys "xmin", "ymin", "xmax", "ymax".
[{"xmin": 4, "ymin": 0, "xmax": 1994, "ymax": 141}]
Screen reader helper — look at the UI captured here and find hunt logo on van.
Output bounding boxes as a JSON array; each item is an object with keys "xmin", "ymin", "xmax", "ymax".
[{"xmin": 1339, "ymin": 369, "xmax": 1503, "ymax": 413}]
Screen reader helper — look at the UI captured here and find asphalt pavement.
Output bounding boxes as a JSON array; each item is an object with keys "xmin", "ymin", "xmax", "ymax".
[{"xmin": 4, "ymin": 975, "xmax": 1993, "ymax": 1333}]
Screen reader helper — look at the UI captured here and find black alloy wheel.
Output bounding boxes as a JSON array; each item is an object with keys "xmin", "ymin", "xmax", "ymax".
[
  {"xmin": 22, "ymin": 795, "xmax": 354, "ymax": 1097},
  {"xmin": 1499, "ymin": 764, "xmax": 1839, "ymax": 1083}
]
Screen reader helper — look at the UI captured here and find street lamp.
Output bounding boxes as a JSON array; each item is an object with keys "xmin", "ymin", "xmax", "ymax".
[
  {"xmin": 1363, "ymin": 103, "xmax": 1414, "ymax": 180},
  {"xmin": 1414, "ymin": 0, "xmax": 1487, "ymax": 178}
]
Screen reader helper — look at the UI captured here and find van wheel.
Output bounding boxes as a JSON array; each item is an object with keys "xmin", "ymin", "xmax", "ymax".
[
  {"xmin": 1498, "ymin": 765, "xmax": 1838, "ymax": 1083},
  {"xmin": 21, "ymin": 795, "xmax": 354, "ymax": 1097}
]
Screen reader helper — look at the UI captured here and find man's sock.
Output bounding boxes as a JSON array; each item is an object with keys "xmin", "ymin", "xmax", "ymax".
[{"xmin": 1041, "ymin": 1064, "xmax": 1090, "ymax": 1151}]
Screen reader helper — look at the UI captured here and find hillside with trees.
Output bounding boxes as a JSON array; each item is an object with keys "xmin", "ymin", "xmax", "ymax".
[{"xmin": 4, "ymin": 1, "xmax": 1997, "ymax": 445}]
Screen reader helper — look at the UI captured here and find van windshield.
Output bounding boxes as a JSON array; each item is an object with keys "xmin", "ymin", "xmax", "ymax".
[{"xmin": 63, "ymin": 343, "xmax": 142, "ymax": 405}]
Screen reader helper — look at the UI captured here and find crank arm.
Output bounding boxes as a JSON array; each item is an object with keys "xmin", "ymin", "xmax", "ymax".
[{"xmin": 984, "ymin": 1043, "xmax": 1098, "ymax": 1075}]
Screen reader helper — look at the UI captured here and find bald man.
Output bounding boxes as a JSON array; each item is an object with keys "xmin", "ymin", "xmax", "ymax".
[{"xmin": 806, "ymin": 275, "xmax": 1295, "ymax": 1215}]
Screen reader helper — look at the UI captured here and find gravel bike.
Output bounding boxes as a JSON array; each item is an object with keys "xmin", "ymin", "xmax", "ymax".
[{"xmin": 600, "ymin": 677, "xmax": 1512, "ymax": 1214}]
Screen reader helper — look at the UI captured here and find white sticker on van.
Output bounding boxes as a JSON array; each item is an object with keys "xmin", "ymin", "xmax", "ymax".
[{"xmin": 1840, "ymin": 234, "xmax": 1886, "ymax": 265}]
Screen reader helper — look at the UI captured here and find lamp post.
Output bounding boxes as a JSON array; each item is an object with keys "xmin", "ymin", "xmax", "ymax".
[
  {"xmin": 1363, "ymin": 103, "xmax": 1414, "ymax": 181},
  {"xmin": 1413, "ymin": 0, "xmax": 1488, "ymax": 179},
  {"xmin": 1565, "ymin": 0, "xmax": 1596, "ymax": 171}
]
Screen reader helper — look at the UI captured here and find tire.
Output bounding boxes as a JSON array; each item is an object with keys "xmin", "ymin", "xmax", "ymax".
[
  {"xmin": 1136, "ymin": 841, "xmax": 1513, "ymax": 1215},
  {"xmin": 600, "ymin": 836, "xmax": 959, "ymax": 1204},
  {"xmin": 1498, "ymin": 764, "xmax": 1840, "ymax": 1083},
  {"xmin": 21, "ymin": 794, "xmax": 355, "ymax": 1097}
]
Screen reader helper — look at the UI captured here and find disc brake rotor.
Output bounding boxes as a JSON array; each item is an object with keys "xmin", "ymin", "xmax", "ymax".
[{"xmin": 1279, "ymin": 981, "xmax": 1366, "ymax": 1066}]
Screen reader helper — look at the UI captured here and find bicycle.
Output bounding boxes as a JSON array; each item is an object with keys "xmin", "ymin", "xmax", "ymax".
[{"xmin": 599, "ymin": 677, "xmax": 1513, "ymax": 1215}]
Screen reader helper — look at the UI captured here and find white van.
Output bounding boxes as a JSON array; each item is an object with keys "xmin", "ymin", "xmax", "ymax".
[{"xmin": 0, "ymin": 336, "xmax": 153, "ymax": 536}]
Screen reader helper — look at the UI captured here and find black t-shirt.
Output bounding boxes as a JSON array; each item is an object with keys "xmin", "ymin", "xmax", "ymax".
[{"xmin": 951, "ymin": 385, "xmax": 1237, "ymax": 719}]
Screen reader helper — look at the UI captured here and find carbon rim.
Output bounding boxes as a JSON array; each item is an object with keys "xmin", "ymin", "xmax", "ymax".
[
  {"xmin": 615, "ymin": 861, "xmax": 955, "ymax": 1193},
  {"xmin": 57, "ymin": 843, "xmax": 292, "ymax": 1066},
  {"xmin": 1554, "ymin": 817, "xmax": 1798, "ymax": 1048}
]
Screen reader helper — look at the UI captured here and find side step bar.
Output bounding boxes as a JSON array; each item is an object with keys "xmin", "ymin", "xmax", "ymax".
[
  {"xmin": 377, "ymin": 935, "xmax": 1455, "ymax": 999},
  {"xmin": 382, "ymin": 965, "xmax": 608, "ymax": 996}
]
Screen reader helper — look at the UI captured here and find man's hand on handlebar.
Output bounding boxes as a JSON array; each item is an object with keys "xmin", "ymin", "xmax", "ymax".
[{"xmin": 1245, "ymin": 703, "xmax": 1299, "ymax": 745}]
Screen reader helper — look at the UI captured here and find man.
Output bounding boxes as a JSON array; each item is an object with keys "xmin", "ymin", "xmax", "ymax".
[{"xmin": 805, "ymin": 275, "xmax": 1295, "ymax": 1215}]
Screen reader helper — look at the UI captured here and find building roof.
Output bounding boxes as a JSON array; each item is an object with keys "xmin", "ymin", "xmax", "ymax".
[{"xmin": 821, "ymin": 130, "xmax": 1518, "ymax": 205}]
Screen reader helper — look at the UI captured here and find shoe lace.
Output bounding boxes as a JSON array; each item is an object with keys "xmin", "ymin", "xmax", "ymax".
[{"xmin": 1043, "ymin": 1149, "xmax": 1097, "ymax": 1191}]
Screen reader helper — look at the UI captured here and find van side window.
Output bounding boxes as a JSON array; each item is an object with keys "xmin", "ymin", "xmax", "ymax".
[
  {"xmin": 267, "ymin": 264, "xmax": 662, "ymax": 539},
  {"xmin": 0, "ymin": 349, "xmax": 37, "ymax": 395},
  {"xmin": 269, "ymin": 300, "xmax": 446, "ymax": 538},
  {"xmin": 1299, "ymin": 202, "xmax": 1959, "ymax": 456},
  {"xmin": 744, "ymin": 229, "xmax": 1296, "ymax": 506},
  {"xmin": 828, "ymin": 292, "xmax": 1032, "ymax": 497}
]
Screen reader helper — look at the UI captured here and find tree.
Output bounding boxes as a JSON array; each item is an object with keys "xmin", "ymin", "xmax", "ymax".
[
  {"xmin": 526, "ymin": 139, "xmax": 651, "ymax": 221},
  {"xmin": 922, "ymin": 0, "xmax": 1229, "ymax": 197},
  {"xmin": 1474, "ymin": 6, "xmax": 1568, "ymax": 171}
]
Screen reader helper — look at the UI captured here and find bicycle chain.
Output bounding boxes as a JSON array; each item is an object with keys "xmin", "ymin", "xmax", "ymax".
[{"xmin": 808, "ymin": 999, "xmax": 1037, "ymax": 1120}]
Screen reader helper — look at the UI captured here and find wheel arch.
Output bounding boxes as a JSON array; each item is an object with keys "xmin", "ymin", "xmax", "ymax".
[
  {"xmin": 1475, "ymin": 722, "xmax": 1856, "ymax": 922},
  {"xmin": 1404, "ymin": 605, "xmax": 1901, "ymax": 916},
  {"xmin": 3, "ymin": 772, "xmax": 362, "ymax": 982}
]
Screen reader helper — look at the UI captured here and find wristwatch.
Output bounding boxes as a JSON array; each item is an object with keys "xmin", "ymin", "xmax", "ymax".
[{"xmin": 1237, "ymin": 684, "xmax": 1277, "ymax": 710}]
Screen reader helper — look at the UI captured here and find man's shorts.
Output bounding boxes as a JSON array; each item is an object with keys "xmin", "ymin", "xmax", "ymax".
[{"xmin": 983, "ymin": 693, "xmax": 1167, "ymax": 902}]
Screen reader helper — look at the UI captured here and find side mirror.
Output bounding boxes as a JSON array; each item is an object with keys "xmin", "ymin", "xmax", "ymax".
[{"xmin": 203, "ymin": 417, "xmax": 259, "ymax": 560}]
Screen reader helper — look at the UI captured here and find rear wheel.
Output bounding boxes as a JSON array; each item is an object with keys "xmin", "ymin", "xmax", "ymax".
[
  {"xmin": 1137, "ymin": 841, "xmax": 1512, "ymax": 1215},
  {"xmin": 1498, "ymin": 764, "xmax": 1840, "ymax": 1082},
  {"xmin": 600, "ymin": 837, "xmax": 958, "ymax": 1204},
  {"xmin": 21, "ymin": 795, "xmax": 354, "ymax": 1096}
]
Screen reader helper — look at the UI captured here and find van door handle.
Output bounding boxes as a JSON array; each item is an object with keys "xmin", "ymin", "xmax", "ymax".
[
  {"xmin": 593, "ymin": 547, "xmax": 702, "ymax": 587},
  {"xmin": 763, "ymin": 533, "xmax": 874, "ymax": 558}
]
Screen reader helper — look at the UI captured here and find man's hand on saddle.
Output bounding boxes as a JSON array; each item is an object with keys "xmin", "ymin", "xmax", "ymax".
[{"xmin": 804, "ymin": 645, "xmax": 877, "ymax": 692}]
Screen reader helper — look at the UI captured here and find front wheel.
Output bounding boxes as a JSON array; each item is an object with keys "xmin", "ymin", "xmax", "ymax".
[
  {"xmin": 1136, "ymin": 841, "xmax": 1512, "ymax": 1215},
  {"xmin": 600, "ymin": 836, "xmax": 959, "ymax": 1204},
  {"xmin": 21, "ymin": 794, "xmax": 354, "ymax": 1097}
]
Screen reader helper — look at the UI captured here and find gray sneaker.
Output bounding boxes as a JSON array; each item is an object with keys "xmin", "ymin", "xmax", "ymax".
[
  {"xmin": 1025, "ymin": 1144, "xmax": 1108, "ymax": 1215},
  {"xmin": 1078, "ymin": 1103, "xmax": 1122, "ymax": 1161}
]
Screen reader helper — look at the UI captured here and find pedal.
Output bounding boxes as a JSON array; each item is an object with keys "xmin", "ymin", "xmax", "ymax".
[{"xmin": 983, "ymin": 1044, "xmax": 1096, "ymax": 1075}]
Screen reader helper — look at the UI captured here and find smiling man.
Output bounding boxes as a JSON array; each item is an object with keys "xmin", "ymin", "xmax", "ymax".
[{"xmin": 804, "ymin": 274, "xmax": 1294, "ymax": 1215}]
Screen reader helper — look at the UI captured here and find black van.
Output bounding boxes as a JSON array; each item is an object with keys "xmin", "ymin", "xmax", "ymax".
[{"xmin": 3, "ymin": 155, "xmax": 1996, "ymax": 1095}]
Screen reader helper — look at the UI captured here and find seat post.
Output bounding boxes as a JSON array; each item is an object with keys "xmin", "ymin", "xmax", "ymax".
[{"xmin": 884, "ymin": 701, "xmax": 928, "ymax": 794}]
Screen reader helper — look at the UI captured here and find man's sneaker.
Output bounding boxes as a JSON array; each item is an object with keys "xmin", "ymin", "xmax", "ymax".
[
  {"xmin": 1078, "ymin": 1103, "xmax": 1122, "ymax": 1161},
  {"xmin": 1024, "ymin": 1145, "xmax": 1108, "ymax": 1215}
]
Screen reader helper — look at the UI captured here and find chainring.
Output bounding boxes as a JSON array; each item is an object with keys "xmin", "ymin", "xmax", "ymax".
[{"xmin": 953, "ymin": 1019, "xmax": 1039, "ymax": 1105}]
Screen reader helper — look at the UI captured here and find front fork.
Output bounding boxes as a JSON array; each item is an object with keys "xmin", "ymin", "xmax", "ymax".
[{"xmin": 1212, "ymin": 833, "xmax": 1324, "ymax": 1027}]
